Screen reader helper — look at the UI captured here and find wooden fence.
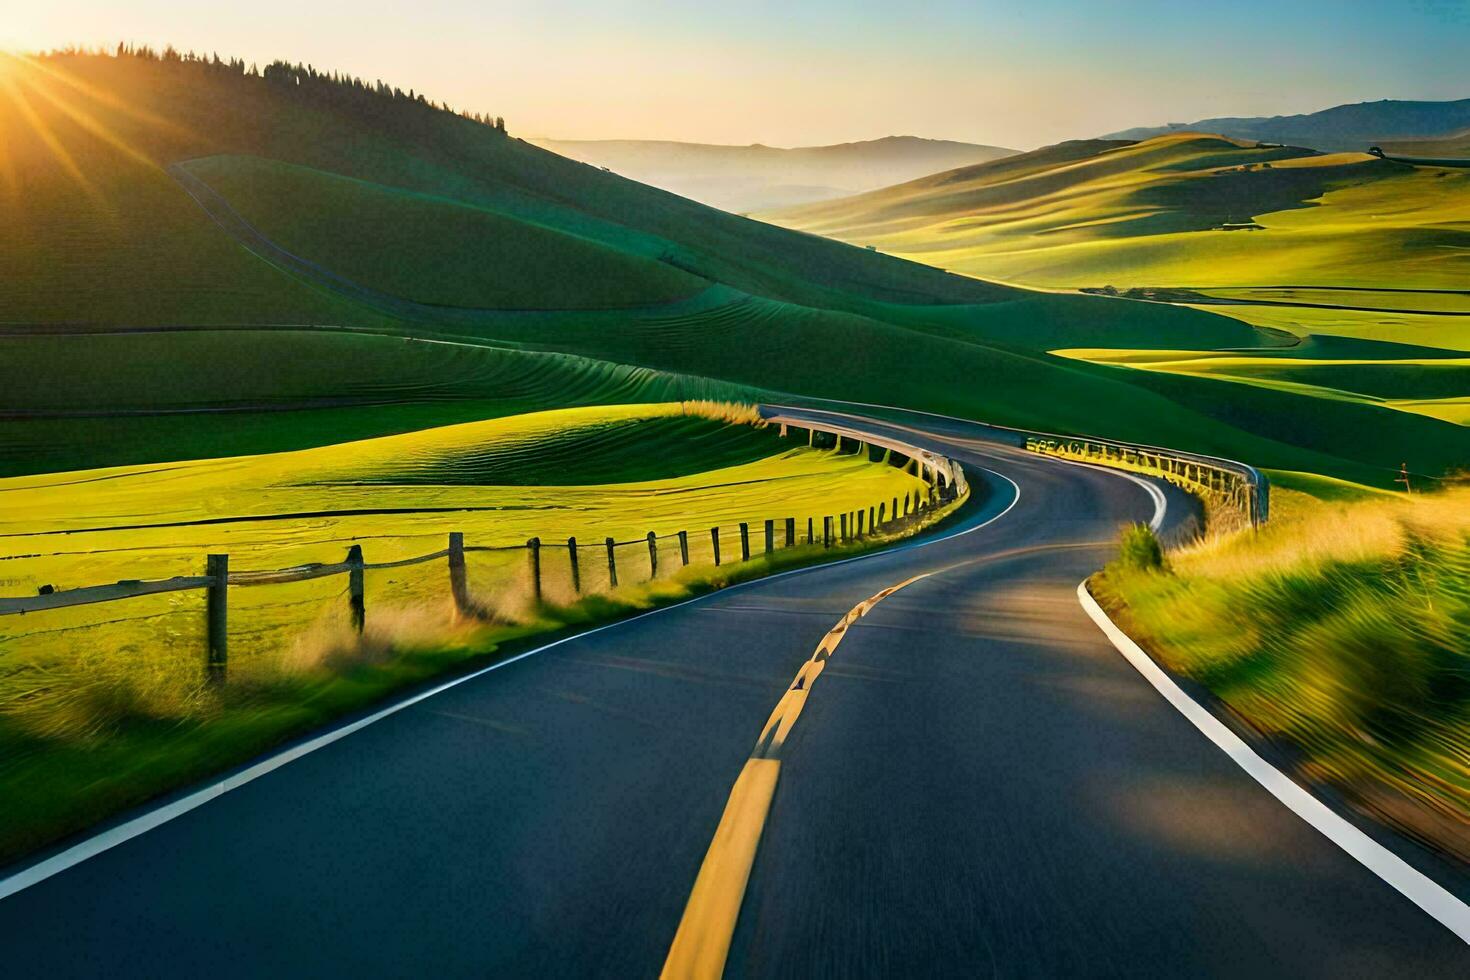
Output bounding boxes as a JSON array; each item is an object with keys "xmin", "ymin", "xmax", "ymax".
[{"xmin": 1, "ymin": 427, "xmax": 968, "ymax": 685}]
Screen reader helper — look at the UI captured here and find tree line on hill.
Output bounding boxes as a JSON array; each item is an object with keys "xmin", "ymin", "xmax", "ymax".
[{"xmin": 52, "ymin": 43, "xmax": 508, "ymax": 135}]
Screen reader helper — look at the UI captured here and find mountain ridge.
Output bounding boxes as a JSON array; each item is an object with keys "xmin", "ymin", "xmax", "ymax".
[
  {"xmin": 531, "ymin": 134, "xmax": 1016, "ymax": 212},
  {"xmin": 1104, "ymin": 97, "xmax": 1470, "ymax": 152}
]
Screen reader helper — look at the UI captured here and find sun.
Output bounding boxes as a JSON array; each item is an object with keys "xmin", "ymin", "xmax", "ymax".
[{"xmin": 0, "ymin": 49, "xmax": 196, "ymax": 202}]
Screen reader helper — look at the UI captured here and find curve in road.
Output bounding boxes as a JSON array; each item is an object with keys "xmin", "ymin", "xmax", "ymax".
[{"xmin": 0, "ymin": 409, "xmax": 1466, "ymax": 977}]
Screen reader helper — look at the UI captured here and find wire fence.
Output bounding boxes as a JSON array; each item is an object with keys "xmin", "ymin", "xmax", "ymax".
[{"xmin": 0, "ymin": 427, "xmax": 968, "ymax": 697}]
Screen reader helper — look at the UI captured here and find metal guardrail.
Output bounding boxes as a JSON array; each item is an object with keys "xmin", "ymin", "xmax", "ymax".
[
  {"xmin": 764, "ymin": 400, "xmax": 1261, "ymax": 531},
  {"xmin": 1022, "ymin": 433, "xmax": 1268, "ymax": 531},
  {"xmin": 1, "ymin": 419, "xmax": 968, "ymax": 683}
]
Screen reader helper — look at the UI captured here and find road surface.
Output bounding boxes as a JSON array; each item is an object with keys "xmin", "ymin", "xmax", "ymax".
[{"xmin": 1, "ymin": 408, "xmax": 1465, "ymax": 977}]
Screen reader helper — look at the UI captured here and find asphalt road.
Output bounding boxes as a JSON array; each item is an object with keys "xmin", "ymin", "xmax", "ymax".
[{"xmin": 1, "ymin": 409, "xmax": 1465, "ymax": 977}]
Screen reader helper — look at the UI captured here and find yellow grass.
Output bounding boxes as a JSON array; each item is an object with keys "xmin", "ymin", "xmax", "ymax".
[
  {"xmin": 0, "ymin": 402, "xmax": 932, "ymax": 712},
  {"xmin": 1098, "ymin": 483, "xmax": 1470, "ymax": 855}
]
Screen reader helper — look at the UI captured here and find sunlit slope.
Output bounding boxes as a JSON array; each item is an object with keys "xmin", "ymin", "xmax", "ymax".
[
  {"xmin": 0, "ymin": 403, "xmax": 924, "ymax": 590},
  {"xmin": 181, "ymin": 155, "xmax": 704, "ymax": 310},
  {"xmin": 1058, "ymin": 348, "xmax": 1470, "ymax": 425},
  {"xmin": 0, "ymin": 331, "xmax": 764, "ymax": 476},
  {"xmin": 3, "ymin": 52, "xmax": 1464, "ymax": 487},
  {"xmin": 0, "ymin": 49, "xmax": 1019, "ymax": 322},
  {"xmin": 763, "ymin": 133, "xmax": 1470, "ymax": 291},
  {"xmin": 0, "ymin": 59, "xmax": 389, "ymax": 327}
]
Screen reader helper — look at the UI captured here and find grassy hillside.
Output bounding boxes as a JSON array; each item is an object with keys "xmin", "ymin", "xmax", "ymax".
[
  {"xmin": 2, "ymin": 50, "xmax": 1465, "ymax": 488},
  {"xmin": 529, "ymin": 135, "xmax": 1017, "ymax": 213},
  {"xmin": 1379, "ymin": 129, "xmax": 1470, "ymax": 163},
  {"xmin": 763, "ymin": 134, "xmax": 1469, "ymax": 291},
  {"xmin": 765, "ymin": 134, "xmax": 1470, "ymax": 481},
  {"xmin": 0, "ymin": 401, "xmax": 943, "ymax": 863},
  {"xmin": 1097, "ymin": 482, "xmax": 1470, "ymax": 861}
]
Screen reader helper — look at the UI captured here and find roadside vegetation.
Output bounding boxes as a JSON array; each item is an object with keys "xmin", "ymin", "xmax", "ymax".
[
  {"xmin": 1095, "ymin": 481, "xmax": 1470, "ymax": 860},
  {"xmin": 0, "ymin": 402, "xmax": 966, "ymax": 864}
]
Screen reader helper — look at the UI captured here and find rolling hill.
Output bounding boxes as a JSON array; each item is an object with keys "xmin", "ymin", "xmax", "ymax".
[
  {"xmin": 2, "ymin": 49, "xmax": 1466, "ymax": 488},
  {"xmin": 1104, "ymin": 97, "xmax": 1470, "ymax": 152},
  {"xmin": 763, "ymin": 133, "xmax": 1470, "ymax": 456},
  {"xmin": 1378, "ymin": 129, "xmax": 1470, "ymax": 161},
  {"xmin": 528, "ymin": 135, "xmax": 1017, "ymax": 213},
  {"xmin": 763, "ymin": 133, "xmax": 1470, "ymax": 291}
]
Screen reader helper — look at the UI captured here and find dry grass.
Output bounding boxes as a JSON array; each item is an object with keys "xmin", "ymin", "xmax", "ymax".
[
  {"xmin": 1172, "ymin": 485, "xmax": 1470, "ymax": 581},
  {"xmin": 678, "ymin": 400, "xmax": 767, "ymax": 426},
  {"xmin": 1098, "ymin": 483, "xmax": 1470, "ymax": 860}
]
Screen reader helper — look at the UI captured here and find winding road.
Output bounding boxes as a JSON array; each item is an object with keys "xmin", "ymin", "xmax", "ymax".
[{"xmin": 1, "ymin": 408, "xmax": 1466, "ymax": 977}]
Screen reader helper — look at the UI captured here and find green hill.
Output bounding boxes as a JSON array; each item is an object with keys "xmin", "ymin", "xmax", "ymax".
[
  {"xmin": 762, "ymin": 133, "xmax": 1470, "ymax": 292},
  {"xmin": 3, "ymin": 49, "xmax": 1466, "ymax": 488},
  {"xmin": 764, "ymin": 133, "xmax": 1470, "ymax": 477}
]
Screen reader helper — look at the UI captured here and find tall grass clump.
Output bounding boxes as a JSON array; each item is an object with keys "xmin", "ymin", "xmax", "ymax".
[
  {"xmin": 678, "ymin": 400, "xmax": 766, "ymax": 427},
  {"xmin": 1097, "ymin": 484, "xmax": 1470, "ymax": 860},
  {"xmin": 1115, "ymin": 522, "xmax": 1164, "ymax": 572}
]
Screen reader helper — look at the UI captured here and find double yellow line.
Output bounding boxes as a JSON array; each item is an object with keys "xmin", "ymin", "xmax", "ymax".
[{"xmin": 660, "ymin": 573, "xmax": 931, "ymax": 979}]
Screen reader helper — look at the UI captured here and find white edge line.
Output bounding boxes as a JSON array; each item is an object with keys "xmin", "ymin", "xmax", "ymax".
[
  {"xmin": 0, "ymin": 447, "xmax": 1022, "ymax": 903},
  {"xmin": 1078, "ymin": 580, "xmax": 1470, "ymax": 945},
  {"xmin": 774, "ymin": 403, "xmax": 1167, "ymax": 531}
]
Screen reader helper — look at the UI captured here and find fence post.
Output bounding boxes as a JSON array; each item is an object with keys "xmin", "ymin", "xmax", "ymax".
[
  {"xmin": 824, "ymin": 516, "xmax": 833, "ymax": 548},
  {"xmin": 740, "ymin": 522, "xmax": 751, "ymax": 562},
  {"xmin": 711, "ymin": 527, "xmax": 722, "ymax": 566},
  {"xmin": 858, "ymin": 510, "xmax": 866, "ymax": 538},
  {"xmin": 527, "ymin": 537, "xmax": 542, "ymax": 604},
  {"xmin": 606, "ymin": 537, "xmax": 618, "ymax": 587},
  {"xmin": 448, "ymin": 532, "xmax": 471, "ymax": 615},
  {"xmin": 785, "ymin": 517, "xmax": 795, "ymax": 548},
  {"xmin": 678, "ymin": 530, "xmax": 690, "ymax": 566},
  {"xmin": 346, "ymin": 544, "xmax": 365, "ymax": 634},
  {"xmin": 807, "ymin": 517, "xmax": 814, "ymax": 544},
  {"xmin": 764, "ymin": 519, "xmax": 774, "ymax": 555},
  {"xmin": 568, "ymin": 536, "xmax": 581, "ymax": 593},
  {"xmin": 647, "ymin": 531, "xmax": 658, "ymax": 579},
  {"xmin": 206, "ymin": 553, "xmax": 228, "ymax": 684}
]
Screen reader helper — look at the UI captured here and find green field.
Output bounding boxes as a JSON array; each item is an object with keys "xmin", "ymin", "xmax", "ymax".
[
  {"xmin": 0, "ymin": 401, "xmax": 946, "ymax": 862},
  {"xmin": 4, "ymin": 51, "xmax": 1466, "ymax": 491}
]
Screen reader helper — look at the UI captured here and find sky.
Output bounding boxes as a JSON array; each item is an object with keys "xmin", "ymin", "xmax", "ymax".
[{"xmin": 6, "ymin": 1, "xmax": 1470, "ymax": 149}]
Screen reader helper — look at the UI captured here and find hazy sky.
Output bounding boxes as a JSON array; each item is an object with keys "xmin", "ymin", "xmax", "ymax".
[{"xmin": 8, "ymin": 1, "xmax": 1470, "ymax": 148}]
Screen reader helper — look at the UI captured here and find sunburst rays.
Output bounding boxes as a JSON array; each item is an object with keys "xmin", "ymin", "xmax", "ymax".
[{"xmin": 0, "ymin": 50, "xmax": 196, "ymax": 204}]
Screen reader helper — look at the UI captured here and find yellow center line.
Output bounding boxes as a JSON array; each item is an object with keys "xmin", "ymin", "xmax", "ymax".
[{"xmin": 660, "ymin": 572, "xmax": 930, "ymax": 979}]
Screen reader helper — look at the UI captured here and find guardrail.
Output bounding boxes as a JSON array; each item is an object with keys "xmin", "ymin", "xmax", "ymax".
[
  {"xmin": 1022, "ymin": 433, "xmax": 1268, "ymax": 531},
  {"xmin": 767, "ymin": 401, "xmax": 1263, "ymax": 533},
  {"xmin": 1, "ymin": 421, "xmax": 968, "ymax": 685}
]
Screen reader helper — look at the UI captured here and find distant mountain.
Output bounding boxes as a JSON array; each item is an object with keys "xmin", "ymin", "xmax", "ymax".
[
  {"xmin": 1104, "ymin": 98, "xmax": 1470, "ymax": 152},
  {"xmin": 529, "ymin": 135, "xmax": 1017, "ymax": 212}
]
